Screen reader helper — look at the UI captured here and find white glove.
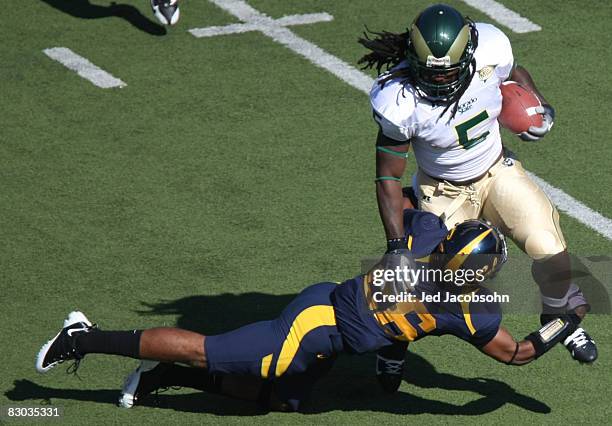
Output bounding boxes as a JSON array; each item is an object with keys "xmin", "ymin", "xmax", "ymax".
[{"xmin": 520, "ymin": 104, "xmax": 555, "ymax": 142}]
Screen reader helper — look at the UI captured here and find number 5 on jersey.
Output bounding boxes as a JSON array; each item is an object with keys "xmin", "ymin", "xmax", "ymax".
[{"xmin": 455, "ymin": 110, "xmax": 490, "ymax": 150}]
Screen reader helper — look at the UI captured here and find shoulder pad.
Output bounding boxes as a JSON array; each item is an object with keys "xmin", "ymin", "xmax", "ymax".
[
  {"xmin": 473, "ymin": 23, "xmax": 513, "ymax": 73},
  {"xmin": 370, "ymin": 73, "xmax": 418, "ymax": 142}
]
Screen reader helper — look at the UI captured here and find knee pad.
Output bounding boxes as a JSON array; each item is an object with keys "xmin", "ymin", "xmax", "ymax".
[{"xmin": 525, "ymin": 229, "xmax": 565, "ymax": 260}]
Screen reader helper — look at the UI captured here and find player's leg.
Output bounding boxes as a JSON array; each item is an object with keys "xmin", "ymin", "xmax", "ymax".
[
  {"xmin": 481, "ymin": 158, "xmax": 597, "ymax": 362},
  {"xmin": 36, "ymin": 311, "xmax": 208, "ymax": 373},
  {"xmin": 118, "ymin": 316, "xmax": 283, "ymax": 409},
  {"xmin": 36, "ymin": 299, "xmax": 339, "ymax": 412},
  {"xmin": 119, "ymin": 360, "xmax": 284, "ymax": 409},
  {"xmin": 124, "ymin": 281, "xmax": 343, "ymax": 411}
]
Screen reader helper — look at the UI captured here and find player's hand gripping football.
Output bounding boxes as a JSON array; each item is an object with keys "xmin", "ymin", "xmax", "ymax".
[{"xmin": 519, "ymin": 104, "xmax": 555, "ymax": 142}]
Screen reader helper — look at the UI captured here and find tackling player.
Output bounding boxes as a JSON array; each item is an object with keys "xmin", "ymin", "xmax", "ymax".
[
  {"xmin": 358, "ymin": 3, "xmax": 597, "ymax": 388},
  {"xmin": 36, "ymin": 214, "xmax": 584, "ymax": 412}
]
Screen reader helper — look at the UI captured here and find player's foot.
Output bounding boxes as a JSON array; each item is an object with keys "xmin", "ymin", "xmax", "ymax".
[
  {"xmin": 376, "ymin": 355, "xmax": 404, "ymax": 393},
  {"xmin": 36, "ymin": 311, "xmax": 95, "ymax": 373},
  {"xmin": 119, "ymin": 361, "xmax": 174, "ymax": 408},
  {"xmin": 151, "ymin": 0, "xmax": 180, "ymax": 26},
  {"xmin": 564, "ymin": 327, "xmax": 597, "ymax": 363}
]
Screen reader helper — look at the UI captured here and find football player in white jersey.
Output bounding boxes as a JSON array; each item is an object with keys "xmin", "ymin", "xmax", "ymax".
[{"xmin": 358, "ymin": 3, "xmax": 597, "ymax": 392}]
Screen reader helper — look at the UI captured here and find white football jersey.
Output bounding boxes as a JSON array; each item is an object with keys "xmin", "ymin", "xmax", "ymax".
[{"xmin": 370, "ymin": 23, "xmax": 514, "ymax": 181}]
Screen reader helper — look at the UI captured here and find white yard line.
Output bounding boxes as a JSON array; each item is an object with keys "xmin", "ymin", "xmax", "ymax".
[
  {"xmin": 197, "ymin": 0, "xmax": 611, "ymax": 240},
  {"xmin": 526, "ymin": 172, "xmax": 612, "ymax": 240},
  {"xmin": 274, "ymin": 13, "xmax": 333, "ymax": 27},
  {"xmin": 43, "ymin": 47, "xmax": 126, "ymax": 89},
  {"xmin": 190, "ymin": 22, "xmax": 260, "ymax": 37},
  {"xmin": 199, "ymin": 0, "xmax": 372, "ymax": 92},
  {"xmin": 460, "ymin": 0, "xmax": 541, "ymax": 33}
]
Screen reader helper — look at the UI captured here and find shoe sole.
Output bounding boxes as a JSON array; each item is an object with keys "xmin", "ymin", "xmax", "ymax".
[{"xmin": 35, "ymin": 311, "xmax": 92, "ymax": 373}]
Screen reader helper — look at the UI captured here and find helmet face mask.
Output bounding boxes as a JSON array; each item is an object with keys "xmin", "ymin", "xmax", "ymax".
[{"xmin": 405, "ymin": 4, "xmax": 478, "ymax": 103}]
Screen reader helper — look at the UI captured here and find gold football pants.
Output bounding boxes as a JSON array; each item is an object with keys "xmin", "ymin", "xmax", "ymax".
[{"xmin": 417, "ymin": 156, "xmax": 566, "ymax": 260}]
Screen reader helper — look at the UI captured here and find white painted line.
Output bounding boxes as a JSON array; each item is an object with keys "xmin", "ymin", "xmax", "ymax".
[
  {"xmin": 202, "ymin": 0, "xmax": 372, "ymax": 92},
  {"xmin": 190, "ymin": 22, "xmax": 259, "ymax": 37},
  {"xmin": 190, "ymin": 9, "xmax": 333, "ymax": 38},
  {"xmin": 460, "ymin": 0, "xmax": 541, "ymax": 33},
  {"xmin": 43, "ymin": 47, "xmax": 126, "ymax": 89},
  {"xmin": 526, "ymin": 172, "xmax": 612, "ymax": 240},
  {"xmin": 275, "ymin": 13, "xmax": 333, "ymax": 27},
  {"xmin": 200, "ymin": 0, "xmax": 612, "ymax": 239}
]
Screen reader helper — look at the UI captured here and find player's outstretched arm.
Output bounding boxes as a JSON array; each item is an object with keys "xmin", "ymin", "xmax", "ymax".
[
  {"xmin": 375, "ymin": 129, "xmax": 410, "ymax": 243},
  {"xmin": 482, "ymin": 318, "xmax": 576, "ymax": 365},
  {"xmin": 481, "ymin": 326, "xmax": 536, "ymax": 365}
]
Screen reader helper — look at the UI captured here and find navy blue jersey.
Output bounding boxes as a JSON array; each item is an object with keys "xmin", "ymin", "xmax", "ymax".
[{"xmin": 332, "ymin": 209, "xmax": 502, "ymax": 352}]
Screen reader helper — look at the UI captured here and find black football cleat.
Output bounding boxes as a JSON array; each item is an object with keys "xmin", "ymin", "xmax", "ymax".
[
  {"xmin": 150, "ymin": 0, "xmax": 180, "ymax": 25},
  {"xmin": 119, "ymin": 361, "xmax": 174, "ymax": 408},
  {"xmin": 564, "ymin": 327, "xmax": 597, "ymax": 363},
  {"xmin": 376, "ymin": 355, "xmax": 405, "ymax": 393},
  {"xmin": 36, "ymin": 311, "xmax": 95, "ymax": 373}
]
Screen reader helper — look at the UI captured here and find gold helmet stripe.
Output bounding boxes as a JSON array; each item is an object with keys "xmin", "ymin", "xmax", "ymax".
[
  {"xmin": 446, "ymin": 228, "xmax": 493, "ymax": 271},
  {"xmin": 410, "ymin": 25, "xmax": 434, "ymax": 61},
  {"xmin": 446, "ymin": 25, "xmax": 470, "ymax": 64},
  {"xmin": 410, "ymin": 24, "xmax": 469, "ymax": 66}
]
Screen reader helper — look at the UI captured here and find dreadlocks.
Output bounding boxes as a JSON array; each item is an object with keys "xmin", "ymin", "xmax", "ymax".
[
  {"xmin": 357, "ymin": 28, "xmax": 412, "ymax": 88},
  {"xmin": 357, "ymin": 27, "xmax": 477, "ymax": 120}
]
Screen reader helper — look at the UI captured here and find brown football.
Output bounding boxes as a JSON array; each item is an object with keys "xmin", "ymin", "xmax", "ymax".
[{"xmin": 498, "ymin": 81, "xmax": 543, "ymax": 134}]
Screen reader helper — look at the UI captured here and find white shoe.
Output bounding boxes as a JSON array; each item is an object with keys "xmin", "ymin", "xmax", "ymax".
[{"xmin": 119, "ymin": 360, "xmax": 172, "ymax": 408}]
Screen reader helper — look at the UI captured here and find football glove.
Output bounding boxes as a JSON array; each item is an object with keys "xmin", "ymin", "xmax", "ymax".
[{"xmin": 519, "ymin": 104, "xmax": 555, "ymax": 142}]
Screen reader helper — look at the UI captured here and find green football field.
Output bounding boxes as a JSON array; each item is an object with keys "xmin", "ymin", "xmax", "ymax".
[{"xmin": 2, "ymin": 0, "xmax": 612, "ymax": 424}]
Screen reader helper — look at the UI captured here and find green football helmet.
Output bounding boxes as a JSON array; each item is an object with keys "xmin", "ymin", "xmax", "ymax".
[{"xmin": 406, "ymin": 3, "xmax": 478, "ymax": 103}]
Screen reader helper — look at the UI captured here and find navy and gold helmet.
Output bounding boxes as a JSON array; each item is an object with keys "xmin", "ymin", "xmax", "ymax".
[
  {"xmin": 405, "ymin": 3, "xmax": 478, "ymax": 103},
  {"xmin": 436, "ymin": 219, "xmax": 508, "ymax": 283}
]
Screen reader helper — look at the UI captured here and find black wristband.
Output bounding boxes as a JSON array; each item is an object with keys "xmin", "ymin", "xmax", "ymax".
[
  {"xmin": 525, "ymin": 333, "xmax": 546, "ymax": 358},
  {"xmin": 524, "ymin": 318, "xmax": 574, "ymax": 359},
  {"xmin": 506, "ymin": 342, "xmax": 520, "ymax": 365},
  {"xmin": 386, "ymin": 237, "xmax": 407, "ymax": 253}
]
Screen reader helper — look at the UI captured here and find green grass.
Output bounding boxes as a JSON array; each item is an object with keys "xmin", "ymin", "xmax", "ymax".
[{"xmin": 2, "ymin": 1, "xmax": 611, "ymax": 424}]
